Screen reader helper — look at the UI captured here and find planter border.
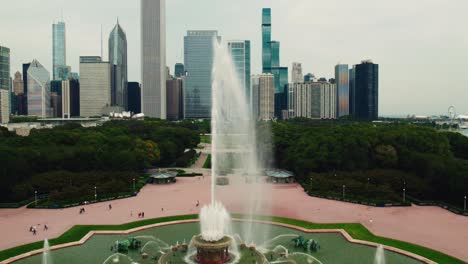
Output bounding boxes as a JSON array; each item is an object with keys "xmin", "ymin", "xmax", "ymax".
[{"xmin": 1, "ymin": 218, "xmax": 437, "ymax": 264}]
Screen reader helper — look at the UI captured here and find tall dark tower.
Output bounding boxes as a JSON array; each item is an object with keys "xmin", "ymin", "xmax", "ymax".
[{"xmin": 354, "ymin": 60, "xmax": 379, "ymax": 120}]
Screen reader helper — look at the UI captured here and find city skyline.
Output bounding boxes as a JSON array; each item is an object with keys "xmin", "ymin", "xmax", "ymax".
[{"xmin": 1, "ymin": 0, "xmax": 468, "ymax": 115}]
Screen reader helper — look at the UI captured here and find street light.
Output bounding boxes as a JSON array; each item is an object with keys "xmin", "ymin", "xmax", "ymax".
[
  {"xmin": 35, "ymin": 190, "xmax": 38, "ymax": 206},
  {"xmin": 342, "ymin": 185, "xmax": 346, "ymax": 200},
  {"xmin": 133, "ymin": 178, "xmax": 136, "ymax": 193},
  {"xmin": 403, "ymin": 188, "xmax": 406, "ymax": 203},
  {"xmin": 464, "ymin": 196, "xmax": 467, "ymax": 212},
  {"xmin": 94, "ymin": 186, "xmax": 97, "ymax": 201}
]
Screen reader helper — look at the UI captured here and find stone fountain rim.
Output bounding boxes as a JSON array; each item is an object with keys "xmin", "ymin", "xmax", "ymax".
[{"xmin": 0, "ymin": 218, "xmax": 437, "ymax": 264}]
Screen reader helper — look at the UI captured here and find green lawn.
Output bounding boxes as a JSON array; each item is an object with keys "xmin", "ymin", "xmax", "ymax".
[
  {"xmin": 0, "ymin": 214, "xmax": 464, "ymax": 264},
  {"xmin": 200, "ymin": 134, "xmax": 211, "ymax": 144}
]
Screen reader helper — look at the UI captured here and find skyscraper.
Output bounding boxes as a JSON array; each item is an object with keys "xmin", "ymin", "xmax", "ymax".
[
  {"xmin": 184, "ymin": 30, "xmax": 220, "ymax": 119},
  {"xmin": 27, "ymin": 60, "xmax": 52, "ymax": 118},
  {"xmin": 228, "ymin": 40, "xmax": 251, "ymax": 102},
  {"xmin": 174, "ymin": 63, "xmax": 185, "ymax": 78},
  {"xmin": 0, "ymin": 46, "xmax": 9, "ymax": 123},
  {"xmin": 259, "ymin": 74, "xmax": 275, "ymax": 121},
  {"xmin": 166, "ymin": 78, "xmax": 184, "ymax": 120},
  {"xmin": 52, "ymin": 21, "xmax": 68, "ymax": 80},
  {"xmin": 349, "ymin": 67, "xmax": 356, "ymax": 115},
  {"xmin": 69, "ymin": 78, "xmax": 80, "ymax": 117},
  {"xmin": 141, "ymin": 0, "xmax": 166, "ymax": 119},
  {"xmin": 0, "ymin": 46, "xmax": 9, "ymax": 92},
  {"xmin": 79, "ymin": 56, "xmax": 110, "ymax": 117},
  {"xmin": 287, "ymin": 81, "xmax": 337, "ymax": 120},
  {"xmin": 109, "ymin": 20, "xmax": 128, "ymax": 109},
  {"xmin": 292, "ymin": 63, "xmax": 303, "ymax": 83},
  {"xmin": 127, "ymin": 82, "xmax": 141, "ymax": 114},
  {"xmin": 335, "ymin": 64, "xmax": 349, "ymax": 117},
  {"xmin": 13, "ymin": 71, "xmax": 23, "ymax": 95},
  {"xmin": 262, "ymin": 8, "xmax": 272, "ymax": 72},
  {"xmin": 354, "ymin": 60, "xmax": 379, "ymax": 120}
]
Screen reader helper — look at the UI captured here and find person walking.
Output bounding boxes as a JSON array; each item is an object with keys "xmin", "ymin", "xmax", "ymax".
[{"xmin": 44, "ymin": 224, "xmax": 48, "ymax": 231}]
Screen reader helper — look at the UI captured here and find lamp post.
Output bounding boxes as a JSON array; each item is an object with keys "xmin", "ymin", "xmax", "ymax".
[
  {"xmin": 464, "ymin": 196, "xmax": 467, "ymax": 212},
  {"xmin": 35, "ymin": 190, "xmax": 37, "ymax": 206},
  {"xmin": 342, "ymin": 185, "xmax": 346, "ymax": 200},
  {"xmin": 133, "ymin": 178, "xmax": 136, "ymax": 193},
  {"xmin": 94, "ymin": 186, "xmax": 97, "ymax": 201},
  {"xmin": 403, "ymin": 188, "xmax": 406, "ymax": 203}
]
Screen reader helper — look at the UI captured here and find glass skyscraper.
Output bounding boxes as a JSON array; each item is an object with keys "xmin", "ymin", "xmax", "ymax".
[
  {"xmin": 52, "ymin": 21, "xmax": 67, "ymax": 80},
  {"xmin": 184, "ymin": 30, "xmax": 221, "ymax": 119},
  {"xmin": 262, "ymin": 8, "xmax": 272, "ymax": 72},
  {"xmin": 349, "ymin": 67, "xmax": 356, "ymax": 115},
  {"xmin": 355, "ymin": 61, "xmax": 379, "ymax": 120},
  {"xmin": 174, "ymin": 63, "xmax": 185, "ymax": 78},
  {"xmin": 27, "ymin": 60, "xmax": 52, "ymax": 118},
  {"xmin": 109, "ymin": 20, "xmax": 128, "ymax": 109},
  {"xmin": 335, "ymin": 64, "xmax": 349, "ymax": 117},
  {"xmin": 228, "ymin": 40, "xmax": 251, "ymax": 102},
  {"xmin": 0, "ymin": 46, "xmax": 10, "ymax": 91}
]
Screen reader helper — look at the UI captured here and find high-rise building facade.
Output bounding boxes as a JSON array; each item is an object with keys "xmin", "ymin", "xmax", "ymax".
[
  {"xmin": 335, "ymin": 64, "xmax": 349, "ymax": 117},
  {"xmin": 174, "ymin": 63, "xmax": 185, "ymax": 78},
  {"xmin": 262, "ymin": 8, "xmax": 272, "ymax": 72},
  {"xmin": 184, "ymin": 30, "xmax": 220, "ymax": 119},
  {"xmin": 141, "ymin": 0, "xmax": 166, "ymax": 119},
  {"xmin": 52, "ymin": 21, "xmax": 68, "ymax": 80},
  {"xmin": 0, "ymin": 90, "xmax": 9, "ymax": 123},
  {"xmin": 27, "ymin": 60, "xmax": 52, "ymax": 118},
  {"xmin": 0, "ymin": 46, "xmax": 10, "ymax": 122},
  {"xmin": 0, "ymin": 46, "xmax": 10, "ymax": 91},
  {"xmin": 251, "ymin": 75, "xmax": 260, "ymax": 119},
  {"xmin": 127, "ymin": 82, "xmax": 141, "ymax": 114},
  {"xmin": 228, "ymin": 40, "xmax": 251, "ymax": 102},
  {"xmin": 287, "ymin": 82, "xmax": 337, "ymax": 119},
  {"xmin": 292, "ymin": 62, "xmax": 303, "ymax": 83},
  {"xmin": 69, "ymin": 78, "xmax": 80, "ymax": 117},
  {"xmin": 61, "ymin": 80, "xmax": 70, "ymax": 118},
  {"xmin": 79, "ymin": 56, "xmax": 110, "ymax": 117},
  {"xmin": 166, "ymin": 78, "xmax": 184, "ymax": 120},
  {"xmin": 109, "ymin": 20, "xmax": 128, "ymax": 109},
  {"xmin": 354, "ymin": 60, "xmax": 379, "ymax": 120},
  {"xmin": 251, "ymin": 74, "xmax": 274, "ymax": 121},
  {"xmin": 349, "ymin": 66, "xmax": 356, "ymax": 115},
  {"xmin": 13, "ymin": 71, "xmax": 23, "ymax": 95}
]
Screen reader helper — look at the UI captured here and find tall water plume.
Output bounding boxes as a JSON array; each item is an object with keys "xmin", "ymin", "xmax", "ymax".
[
  {"xmin": 210, "ymin": 41, "xmax": 273, "ymax": 245},
  {"xmin": 374, "ymin": 245, "xmax": 386, "ymax": 264},
  {"xmin": 42, "ymin": 239, "xmax": 52, "ymax": 264}
]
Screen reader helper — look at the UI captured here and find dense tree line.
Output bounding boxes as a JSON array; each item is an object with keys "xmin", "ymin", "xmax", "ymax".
[
  {"xmin": 0, "ymin": 120, "xmax": 200, "ymax": 203},
  {"xmin": 273, "ymin": 119, "xmax": 468, "ymax": 207}
]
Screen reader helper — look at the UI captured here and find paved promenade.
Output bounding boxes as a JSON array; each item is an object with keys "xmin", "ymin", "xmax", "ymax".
[{"xmin": 0, "ymin": 171, "xmax": 467, "ymax": 262}]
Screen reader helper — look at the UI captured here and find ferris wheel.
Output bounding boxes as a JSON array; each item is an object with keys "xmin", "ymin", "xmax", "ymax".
[{"xmin": 448, "ymin": 106, "xmax": 457, "ymax": 129}]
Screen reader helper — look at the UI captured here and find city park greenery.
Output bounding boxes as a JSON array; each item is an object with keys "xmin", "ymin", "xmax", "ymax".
[
  {"xmin": 273, "ymin": 119, "xmax": 468, "ymax": 209},
  {"xmin": 0, "ymin": 119, "xmax": 202, "ymax": 206}
]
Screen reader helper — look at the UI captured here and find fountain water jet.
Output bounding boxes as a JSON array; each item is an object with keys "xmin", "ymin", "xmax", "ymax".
[
  {"xmin": 374, "ymin": 245, "xmax": 386, "ymax": 264},
  {"xmin": 42, "ymin": 239, "xmax": 52, "ymax": 264}
]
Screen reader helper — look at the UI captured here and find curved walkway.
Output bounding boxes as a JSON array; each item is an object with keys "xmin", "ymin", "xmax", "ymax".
[{"xmin": 0, "ymin": 172, "xmax": 467, "ymax": 262}]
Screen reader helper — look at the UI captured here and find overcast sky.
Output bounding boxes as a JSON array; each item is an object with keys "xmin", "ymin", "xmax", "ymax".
[{"xmin": 1, "ymin": 0, "xmax": 467, "ymax": 115}]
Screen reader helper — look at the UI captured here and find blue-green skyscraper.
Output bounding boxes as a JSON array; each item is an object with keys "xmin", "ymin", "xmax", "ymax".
[
  {"xmin": 52, "ymin": 21, "xmax": 69, "ymax": 80},
  {"xmin": 261, "ymin": 8, "xmax": 288, "ymax": 118},
  {"xmin": 262, "ymin": 8, "xmax": 271, "ymax": 72},
  {"xmin": 228, "ymin": 40, "xmax": 251, "ymax": 102},
  {"xmin": 184, "ymin": 30, "xmax": 221, "ymax": 119}
]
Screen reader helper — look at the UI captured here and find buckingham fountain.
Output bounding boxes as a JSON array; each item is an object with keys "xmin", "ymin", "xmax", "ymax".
[{"xmin": 29, "ymin": 42, "xmax": 414, "ymax": 264}]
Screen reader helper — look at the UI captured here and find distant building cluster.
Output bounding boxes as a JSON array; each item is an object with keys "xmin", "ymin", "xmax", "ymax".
[{"xmin": 0, "ymin": 2, "xmax": 379, "ymax": 124}]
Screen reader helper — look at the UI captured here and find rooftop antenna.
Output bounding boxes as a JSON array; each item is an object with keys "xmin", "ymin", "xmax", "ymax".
[{"xmin": 100, "ymin": 24, "xmax": 103, "ymax": 59}]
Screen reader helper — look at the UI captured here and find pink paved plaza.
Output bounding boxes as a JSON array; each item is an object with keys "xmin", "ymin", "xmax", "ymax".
[{"xmin": 0, "ymin": 170, "xmax": 467, "ymax": 262}]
